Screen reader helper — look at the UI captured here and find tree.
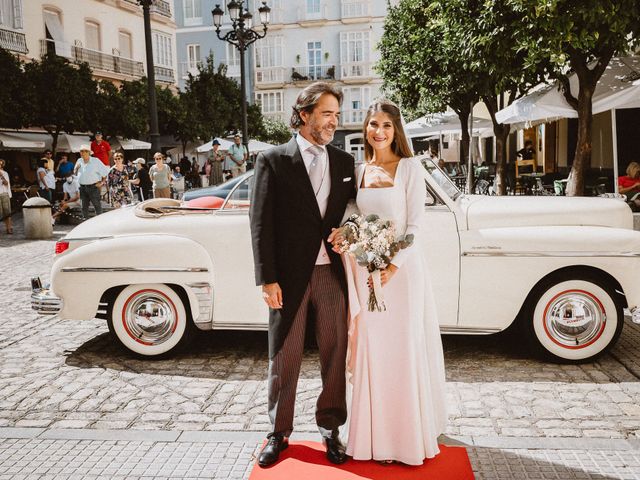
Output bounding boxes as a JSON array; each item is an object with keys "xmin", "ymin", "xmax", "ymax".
[
  {"xmin": 517, "ymin": 0, "xmax": 640, "ymax": 195},
  {"xmin": 0, "ymin": 48, "xmax": 29, "ymax": 129},
  {"xmin": 442, "ymin": 0, "xmax": 546, "ymax": 195},
  {"xmin": 94, "ymin": 80, "xmax": 147, "ymax": 140},
  {"xmin": 378, "ymin": 0, "xmax": 481, "ymax": 190},
  {"xmin": 23, "ymin": 54, "xmax": 97, "ymax": 153},
  {"xmin": 258, "ymin": 118, "xmax": 292, "ymax": 145},
  {"xmin": 183, "ymin": 54, "xmax": 264, "ymax": 145}
]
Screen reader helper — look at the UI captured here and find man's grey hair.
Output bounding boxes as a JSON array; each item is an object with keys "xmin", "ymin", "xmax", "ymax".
[{"xmin": 290, "ymin": 82, "xmax": 343, "ymax": 129}]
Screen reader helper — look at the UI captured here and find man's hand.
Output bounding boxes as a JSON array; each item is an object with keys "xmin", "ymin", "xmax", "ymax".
[
  {"xmin": 262, "ymin": 282, "xmax": 283, "ymax": 309},
  {"xmin": 327, "ymin": 227, "xmax": 345, "ymax": 253}
]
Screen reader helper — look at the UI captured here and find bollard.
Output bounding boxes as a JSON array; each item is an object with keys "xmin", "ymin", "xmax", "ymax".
[{"xmin": 22, "ymin": 197, "xmax": 53, "ymax": 239}]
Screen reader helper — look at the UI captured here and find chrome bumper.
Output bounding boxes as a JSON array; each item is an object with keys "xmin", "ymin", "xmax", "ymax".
[
  {"xmin": 631, "ymin": 307, "xmax": 640, "ymax": 325},
  {"xmin": 31, "ymin": 277, "xmax": 63, "ymax": 315}
]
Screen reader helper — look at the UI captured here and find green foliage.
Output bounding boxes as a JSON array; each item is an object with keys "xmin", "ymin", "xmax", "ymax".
[
  {"xmin": 257, "ymin": 118, "xmax": 292, "ymax": 145},
  {"xmin": 23, "ymin": 54, "xmax": 98, "ymax": 149},
  {"xmin": 0, "ymin": 48, "xmax": 28, "ymax": 128}
]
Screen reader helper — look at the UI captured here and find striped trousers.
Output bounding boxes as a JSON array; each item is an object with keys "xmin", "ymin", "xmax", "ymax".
[{"xmin": 267, "ymin": 265, "xmax": 348, "ymax": 438}]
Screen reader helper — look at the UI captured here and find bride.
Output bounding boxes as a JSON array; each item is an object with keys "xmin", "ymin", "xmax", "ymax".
[{"xmin": 331, "ymin": 98, "xmax": 447, "ymax": 465}]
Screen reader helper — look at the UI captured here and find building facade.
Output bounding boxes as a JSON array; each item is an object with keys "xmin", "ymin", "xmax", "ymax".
[
  {"xmin": 1, "ymin": 0, "xmax": 178, "ymax": 87},
  {"xmin": 253, "ymin": 0, "xmax": 385, "ymax": 161}
]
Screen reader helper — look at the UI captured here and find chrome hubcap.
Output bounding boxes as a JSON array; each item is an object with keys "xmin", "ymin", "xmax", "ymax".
[
  {"xmin": 124, "ymin": 292, "xmax": 176, "ymax": 345},
  {"xmin": 544, "ymin": 291, "xmax": 606, "ymax": 348}
]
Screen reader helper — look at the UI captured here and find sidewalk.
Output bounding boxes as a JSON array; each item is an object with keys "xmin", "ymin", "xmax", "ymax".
[{"xmin": 1, "ymin": 427, "xmax": 640, "ymax": 479}]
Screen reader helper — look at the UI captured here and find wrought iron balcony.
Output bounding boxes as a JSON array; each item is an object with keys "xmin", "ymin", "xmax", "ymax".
[
  {"xmin": 40, "ymin": 39, "xmax": 145, "ymax": 78},
  {"xmin": 291, "ymin": 65, "xmax": 336, "ymax": 82},
  {"xmin": 122, "ymin": 0, "xmax": 172, "ymax": 18},
  {"xmin": 340, "ymin": 61, "xmax": 372, "ymax": 81},
  {"xmin": 340, "ymin": 108, "xmax": 367, "ymax": 126},
  {"xmin": 255, "ymin": 66, "xmax": 287, "ymax": 85},
  {"xmin": 154, "ymin": 65, "xmax": 175, "ymax": 83},
  {"xmin": 0, "ymin": 27, "xmax": 27, "ymax": 54}
]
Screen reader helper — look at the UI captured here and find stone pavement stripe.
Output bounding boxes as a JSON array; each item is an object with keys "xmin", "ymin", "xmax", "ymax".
[
  {"xmin": 470, "ymin": 435, "xmax": 636, "ymax": 451},
  {"xmin": 0, "ymin": 428, "xmax": 44, "ymax": 439},
  {"xmin": 2, "ymin": 437, "xmax": 640, "ymax": 479},
  {"xmin": 38, "ymin": 428, "xmax": 180, "ymax": 442},
  {"xmin": 178, "ymin": 431, "xmax": 268, "ymax": 443}
]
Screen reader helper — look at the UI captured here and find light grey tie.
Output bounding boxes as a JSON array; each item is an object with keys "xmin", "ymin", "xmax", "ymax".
[{"xmin": 307, "ymin": 145, "xmax": 324, "ymax": 195}]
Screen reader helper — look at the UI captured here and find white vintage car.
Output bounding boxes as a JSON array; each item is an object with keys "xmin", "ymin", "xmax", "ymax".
[{"xmin": 32, "ymin": 156, "xmax": 640, "ymax": 362}]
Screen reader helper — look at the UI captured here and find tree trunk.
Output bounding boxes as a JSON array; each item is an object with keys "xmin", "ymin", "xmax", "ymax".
[
  {"xmin": 565, "ymin": 86, "xmax": 594, "ymax": 196},
  {"xmin": 457, "ymin": 109, "xmax": 472, "ymax": 193},
  {"xmin": 493, "ymin": 125, "xmax": 509, "ymax": 195},
  {"xmin": 182, "ymin": 140, "xmax": 187, "ymax": 158},
  {"xmin": 51, "ymin": 128, "xmax": 61, "ymax": 156}
]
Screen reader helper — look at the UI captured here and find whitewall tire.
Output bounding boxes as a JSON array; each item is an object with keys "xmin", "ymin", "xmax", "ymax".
[
  {"xmin": 525, "ymin": 277, "xmax": 623, "ymax": 362},
  {"xmin": 108, "ymin": 283, "xmax": 194, "ymax": 357}
]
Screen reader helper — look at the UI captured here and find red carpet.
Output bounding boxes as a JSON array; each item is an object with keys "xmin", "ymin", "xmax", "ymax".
[{"xmin": 249, "ymin": 441, "xmax": 475, "ymax": 479}]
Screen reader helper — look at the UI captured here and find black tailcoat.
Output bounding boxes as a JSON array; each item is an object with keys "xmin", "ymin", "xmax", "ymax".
[{"xmin": 249, "ymin": 137, "xmax": 356, "ymax": 358}]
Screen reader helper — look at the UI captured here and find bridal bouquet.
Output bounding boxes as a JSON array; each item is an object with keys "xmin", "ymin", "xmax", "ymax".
[{"xmin": 335, "ymin": 214, "xmax": 414, "ymax": 312}]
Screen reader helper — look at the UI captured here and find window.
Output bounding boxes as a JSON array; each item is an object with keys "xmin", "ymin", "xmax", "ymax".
[
  {"xmin": 254, "ymin": 36, "xmax": 283, "ymax": 68},
  {"xmin": 342, "ymin": 87, "xmax": 371, "ymax": 124},
  {"xmin": 226, "ymin": 43, "xmax": 240, "ymax": 68},
  {"xmin": 43, "ymin": 8, "xmax": 63, "ymax": 41},
  {"xmin": 307, "ymin": 41, "xmax": 322, "ymax": 79},
  {"xmin": 306, "ymin": 0, "xmax": 320, "ymax": 14},
  {"xmin": 255, "ymin": 91, "xmax": 283, "ymax": 114},
  {"xmin": 187, "ymin": 44, "xmax": 200, "ymax": 69},
  {"xmin": 118, "ymin": 30, "xmax": 132, "ymax": 58},
  {"xmin": 85, "ymin": 20, "xmax": 100, "ymax": 51},
  {"xmin": 152, "ymin": 31, "xmax": 173, "ymax": 68},
  {"xmin": 183, "ymin": 0, "xmax": 202, "ymax": 26},
  {"xmin": 340, "ymin": 31, "xmax": 370, "ymax": 78},
  {"xmin": 0, "ymin": 0, "xmax": 22, "ymax": 29},
  {"xmin": 223, "ymin": 175, "xmax": 254, "ymax": 210}
]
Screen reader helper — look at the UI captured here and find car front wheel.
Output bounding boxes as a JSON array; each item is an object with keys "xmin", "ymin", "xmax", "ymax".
[
  {"xmin": 107, "ymin": 283, "xmax": 195, "ymax": 358},
  {"xmin": 524, "ymin": 275, "xmax": 624, "ymax": 362}
]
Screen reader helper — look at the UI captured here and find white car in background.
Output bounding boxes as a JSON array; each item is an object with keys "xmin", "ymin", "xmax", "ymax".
[{"xmin": 32, "ymin": 156, "xmax": 640, "ymax": 362}]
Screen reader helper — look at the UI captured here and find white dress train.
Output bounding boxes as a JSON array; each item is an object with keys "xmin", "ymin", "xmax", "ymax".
[{"xmin": 344, "ymin": 157, "xmax": 447, "ymax": 465}]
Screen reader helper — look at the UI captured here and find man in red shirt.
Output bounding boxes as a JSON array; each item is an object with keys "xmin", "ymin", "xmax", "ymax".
[{"xmin": 91, "ymin": 131, "xmax": 112, "ymax": 166}]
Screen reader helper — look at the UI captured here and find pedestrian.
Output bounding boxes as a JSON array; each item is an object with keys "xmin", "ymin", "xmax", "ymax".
[
  {"xmin": 130, "ymin": 158, "xmax": 152, "ymax": 201},
  {"xmin": 149, "ymin": 152, "xmax": 172, "ymax": 198},
  {"xmin": 179, "ymin": 156, "xmax": 191, "ymax": 177},
  {"xmin": 107, "ymin": 152, "xmax": 134, "ymax": 208},
  {"xmin": 227, "ymin": 134, "xmax": 248, "ymax": 178},
  {"xmin": 203, "ymin": 157, "xmax": 212, "ymax": 188},
  {"xmin": 249, "ymin": 82, "xmax": 355, "ymax": 468},
  {"xmin": 0, "ymin": 159, "xmax": 13, "ymax": 234},
  {"xmin": 74, "ymin": 144, "xmax": 109, "ymax": 219},
  {"xmin": 52, "ymin": 173, "xmax": 80, "ymax": 223},
  {"xmin": 36, "ymin": 158, "xmax": 56, "ymax": 202},
  {"xmin": 91, "ymin": 131, "xmax": 112, "ymax": 167},
  {"xmin": 42, "ymin": 149, "xmax": 54, "ymax": 170},
  {"xmin": 209, "ymin": 139, "xmax": 224, "ymax": 185},
  {"xmin": 55, "ymin": 153, "xmax": 74, "ymax": 178}
]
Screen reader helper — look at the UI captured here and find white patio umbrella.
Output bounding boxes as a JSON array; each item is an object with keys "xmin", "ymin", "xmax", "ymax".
[{"xmin": 196, "ymin": 138, "xmax": 234, "ymax": 153}]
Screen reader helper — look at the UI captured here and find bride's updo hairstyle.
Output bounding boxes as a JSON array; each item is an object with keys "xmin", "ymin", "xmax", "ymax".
[{"xmin": 362, "ymin": 98, "xmax": 414, "ymax": 161}]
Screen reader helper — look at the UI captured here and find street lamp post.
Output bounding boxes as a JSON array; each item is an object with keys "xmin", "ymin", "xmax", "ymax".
[
  {"xmin": 137, "ymin": 0, "xmax": 161, "ymax": 153},
  {"xmin": 212, "ymin": 1, "xmax": 271, "ymax": 154}
]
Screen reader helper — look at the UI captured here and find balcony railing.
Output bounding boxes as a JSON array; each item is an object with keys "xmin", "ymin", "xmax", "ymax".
[
  {"xmin": 154, "ymin": 65, "xmax": 175, "ymax": 83},
  {"xmin": 263, "ymin": 112, "xmax": 287, "ymax": 123},
  {"xmin": 122, "ymin": 0, "xmax": 172, "ymax": 18},
  {"xmin": 340, "ymin": 61, "xmax": 372, "ymax": 80},
  {"xmin": 341, "ymin": 0, "xmax": 371, "ymax": 18},
  {"xmin": 179, "ymin": 61, "xmax": 201, "ymax": 78},
  {"xmin": 255, "ymin": 66, "xmax": 287, "ymax": 85},
  {"xmin": 341, "ymin": 109, "xmax": 367, "ymax": 126},
  {"xmin": 0, "ymin": 27, "xmax": 27, "ymax": 54},
  {"xmin": 291, "ymin": 65, "xmax": 336, "ymax": 82},
  {"xmin": 40, "ymin": 39, "xmax": 144, "ymax": 78}
]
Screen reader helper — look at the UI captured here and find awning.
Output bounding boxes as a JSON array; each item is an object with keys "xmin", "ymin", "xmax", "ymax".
[
  {"xmin": 496, "ymin": 56, "xmax": 640, "ymax": 126},
  {"xmin": 0, "ymin": 132, "xmax": 47, "ymax": 150},
  {"xmin": 197, "ymin": 138, "xmax": 234, "ymax": 152},
  {"xmin": 59, "ymin": 133, "xmax": 91, "ymax": 153},
  {"xmin": 405, "ymin": 111, "xmax": 495, "ymax": 137},
  {"xmin": 43, "ymin": 11, "xmax": 71, "ymax": 58},
  {"xmin": 112, "ymin": 137, "xmax": 152, "ymax": 150}
]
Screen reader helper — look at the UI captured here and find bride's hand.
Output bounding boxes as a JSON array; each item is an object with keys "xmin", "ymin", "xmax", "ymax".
[{"xmin": 367, "ymin": 265, "xmax": 398, "ymax": 288}]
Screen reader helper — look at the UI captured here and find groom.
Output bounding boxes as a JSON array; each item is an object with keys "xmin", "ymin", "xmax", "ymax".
[{"xmin": 250, "ymin": 82, "xmax": 356, "ymax": 467}]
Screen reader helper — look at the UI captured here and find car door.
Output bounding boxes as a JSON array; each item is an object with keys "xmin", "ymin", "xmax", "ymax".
[
  {"xmin": 208, "ymin": 173, "xmax": 269, "ymax": 330},
  {"xmin": 423, "ymin": 180, "xmax": 461, "ymax": 329}
]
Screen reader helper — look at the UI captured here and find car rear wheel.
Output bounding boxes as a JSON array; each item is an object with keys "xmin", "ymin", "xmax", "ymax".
[
  {"xmin": 523, "ymin": 275, "xmax": 623, "ymax": 362},
  {"xmin": 107, "ymin": 283, "xmax": 195, "ymax": 358}
]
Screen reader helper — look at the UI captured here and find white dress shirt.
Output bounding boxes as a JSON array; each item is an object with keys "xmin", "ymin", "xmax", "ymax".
[
  {"xmin": 75, "ymin": 157, "xmax": 110, "ymax": 185},
  {"xmin": 296, "ymin": 133, "xmax": 332, "ymax": 265}
]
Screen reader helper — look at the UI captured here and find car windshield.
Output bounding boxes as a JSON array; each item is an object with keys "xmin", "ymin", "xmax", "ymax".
[{"xmin": 421, "ymin": 158, "xmax": 462, "ymax": 200}]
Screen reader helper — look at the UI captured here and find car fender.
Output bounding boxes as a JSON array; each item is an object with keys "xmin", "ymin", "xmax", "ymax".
[{"xmin": 50, "ymin": 234, "xmax": 214, "ymax": 325}]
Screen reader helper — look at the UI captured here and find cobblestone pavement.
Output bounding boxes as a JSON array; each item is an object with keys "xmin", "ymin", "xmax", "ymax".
[{"xmin": 4, "ymin": 214, "xmax": 640, "ymax": 477}]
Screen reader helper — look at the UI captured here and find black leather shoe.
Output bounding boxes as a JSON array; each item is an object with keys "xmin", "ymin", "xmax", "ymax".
[
  {"xmin": 258, "ymin": 434, "xmax": 289, "ymax": 468},
  {"xmin": 324, "ymin": 436, "xmax": 348, "ymax": 465}
]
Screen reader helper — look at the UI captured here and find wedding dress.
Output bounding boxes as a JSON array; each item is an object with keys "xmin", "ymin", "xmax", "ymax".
[{"xmin": 344, "ymin": 157, "xmax": 447, "ymax": 465}]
